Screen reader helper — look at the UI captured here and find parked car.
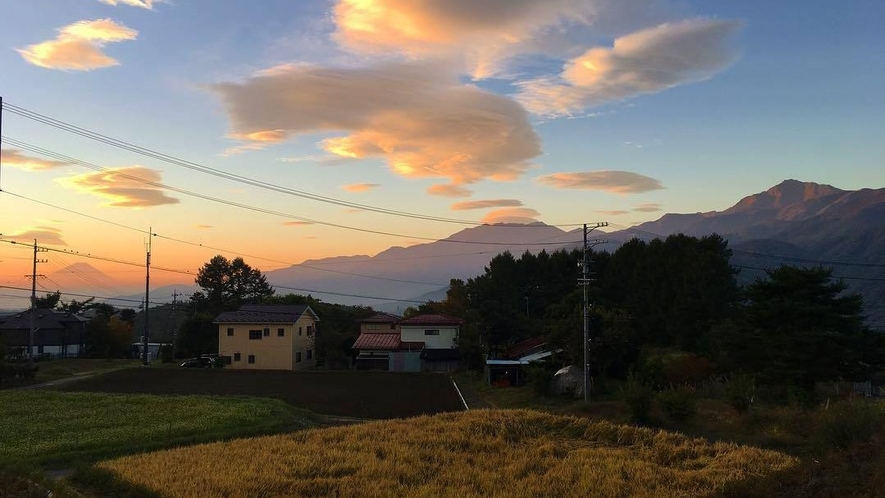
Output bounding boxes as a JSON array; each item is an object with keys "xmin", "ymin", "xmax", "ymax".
[{"xmin": 180, "ymin": 356, "xmax": 214, "ymax": 368}]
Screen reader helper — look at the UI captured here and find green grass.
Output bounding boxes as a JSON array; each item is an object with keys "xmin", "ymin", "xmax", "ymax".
[{"xmin": 0, "ymin": 390, "xmax": 319, "ymax": 468}]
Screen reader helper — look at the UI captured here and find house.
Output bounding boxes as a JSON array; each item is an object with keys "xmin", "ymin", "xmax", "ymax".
[
  {"xmin": 352, "ymin": 313, "xmax": 463, "ymax": 372},
  {"xmin": 215, "ymin": 305, "xmax": 319, "ymax": 370},
  {"xmin": 0, "ymin": 308, "xmax": 89, "ymax": 358},
  {"xmin": 485, "ymin": 337, "xmax": 560, "ymax": 386}
]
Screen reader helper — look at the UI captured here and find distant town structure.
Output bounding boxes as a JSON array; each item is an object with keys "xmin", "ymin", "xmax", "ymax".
[
  {"xmin": 0, "ymin": 308, "xmax": 88, "ymax": 358},
  {"xmin": 215, "ymin": 305, "xmax": 319, "ymax": 370},
  {"xmin": 352, "ymin": 313, "xmax": 463, "ymax": 372}
]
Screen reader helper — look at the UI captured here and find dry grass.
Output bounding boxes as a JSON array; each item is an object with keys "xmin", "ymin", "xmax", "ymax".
[{"xmin": 97, "ymin": 409, "xmax": 795, "ymax": 498}]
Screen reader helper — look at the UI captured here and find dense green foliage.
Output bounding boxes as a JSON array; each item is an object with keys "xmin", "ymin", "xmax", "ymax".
[{"xmin": 191, "ymin": 255, "xmax": 275, "ymax": 315}]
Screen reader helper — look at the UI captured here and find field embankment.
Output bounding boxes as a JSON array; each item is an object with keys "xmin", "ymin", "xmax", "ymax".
[
  {"xmin": 59, "ymin": 368, "xmax": 464, "ymax": 418},
  {"xmin": 94, "ymin": 409, "xmax": 795, "ymax": 498}
]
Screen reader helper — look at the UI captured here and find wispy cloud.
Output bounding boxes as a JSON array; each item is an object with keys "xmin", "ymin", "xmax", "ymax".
[
  {"xmin": 1, "ymin": 149, "xmax": 70, "ymax": 171},
  {"xmin": 537, "ymin": 171, "xmax": 664, "ymax": 194},
  {"xmin": 451, "ymin": 199, "xmax": 523, "ymax": 211},
  {"xmin": 99, "ymin": 0, "xmax": 159, "ymax": 9},
  {"xmin": 17, "ymin": 18, "xmax": 137, "ymax": 71},
  {"xmin": 517, "ymin": 18, "xmax": 742, "ymax": 116},
  {"xmin": 212, "ymin": 62, "xmax": 540, "ymax": 190},
  {"xmin": 282, "ymin": 221, "xmax": 313, "ymax": 227},
  {"xmin": 3, "ymin": 226, "xmax": 67, "ymax": 246},
  {"xmin": 196, "ymin": 224, "xmax": 215, "ymax": 229},
  {"xmin": 633, "ymin": 203, "xmax": 662, "ymax": 212},
  {"xmin": 596, "ymin": 209, "xmax": 629, "ymax": 216},
  {"xmin": 342, "ymin": 183, "xmax": 380, "ymax": 193},
  {"xmin": 57, "ymin": 166, "xmax": 179, "ymax": 207},
  {"xmin": 481, "ymin": 207, "xmax": 541, "ymax": 224}
]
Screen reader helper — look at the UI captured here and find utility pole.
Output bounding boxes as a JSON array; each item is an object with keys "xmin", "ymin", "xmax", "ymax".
[
  {"xmin": 28, "ymin": 239, "xmax": 48, "ymax": 361},
  {"xmin": 580, "ymin": 222, "xmax": 607, "ymax": 401},
  {"xmin": 143, "ymin": 228, "xmax": 151, "ymax": 366}
]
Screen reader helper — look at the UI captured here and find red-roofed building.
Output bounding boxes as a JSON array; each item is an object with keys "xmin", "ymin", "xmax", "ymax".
[{"xmin": 352, "ymin": 313, "xmax": 463, "ymax": 372}]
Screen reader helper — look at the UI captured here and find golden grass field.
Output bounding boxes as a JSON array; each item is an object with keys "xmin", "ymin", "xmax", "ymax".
[{"xmin": 98, "ymin": 409, "xmax": 796, "ymax": 498}]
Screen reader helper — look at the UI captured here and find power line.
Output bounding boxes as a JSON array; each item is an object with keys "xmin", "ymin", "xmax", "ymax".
[
  {"xmin": 3, "ymin": 102, "xmax": 587, "ymax": 228},
  {"xmin": 2, "ymin": 136, "xmax": 582, "ymax": 247}
]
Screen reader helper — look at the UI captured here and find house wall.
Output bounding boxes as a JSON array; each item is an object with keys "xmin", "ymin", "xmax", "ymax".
[
  {"xmin": 218, "ymin": 314, "xmax": 317, "ymax": 371},
  {"xmin": 360, "ymin": 322, "xmax": 399, "ymax": 334},
  {"xmin": 289, "ymin": 314, "xmax": 317, "ymax": 371},
  {"xmin": 400, "ymin": 325, "xmax": 458, "ymax": 349}
]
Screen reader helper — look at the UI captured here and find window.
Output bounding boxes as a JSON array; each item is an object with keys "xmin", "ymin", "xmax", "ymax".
[
  {"xmin": 277, "ymin": 328, "xmax": 285, "ymax": 337},
  {"xmin": 233, "ymin": 352, "xmax": 241, "ymax": 362},
  {"xmin": 306, "ymin": 349, "xmax": 313, "ymax": 360},
  {"xmin": 306, "ymin": 325, "xmax": 313, "ymax": 336},
  {"xmin": 249, "ymin": 330, "xmax": 262, "ymax": 340},
  {"xmin": 424, "ymin": 329, "xmax": 440, "ymax": 336},
  {"xmin": 296, "ymin": 351, "xmax": 302, "ymax": 363},
  {"xmin": 248, "ymin": 355, "xmax": 255, "ymax": 364},
  {"xmin": 226, "ymin": 328, "xmax": 234, "ymax": 337},
  {"xmin": 366, "ymin": 323, "xmax": 381, "ymax": 331},
  {"xmin": 299, "ymin": 327, "xmax": 302, "ymax": 336},
  {"xmin": 263, "ymin": 328, "xmax": 270, "ymax": 337}
]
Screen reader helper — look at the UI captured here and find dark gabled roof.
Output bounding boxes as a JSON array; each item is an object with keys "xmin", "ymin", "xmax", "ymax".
[
  {"xmin": 352, "ymin": 333, "xmax": 401, "ymax": 350},
  {"xmin": 505, "ymin": 337, "xmax": 547, "ymax": 360},
  {"xmin": 398, "ymin": 313, "xmax": 464, "ymax": 326},
  {"xmin": 0, "ymin": 308, "xmax": 88, "ymax": 330},
  {"xmin": 359, "ymin": 312, "xmax": 402, "ymax": 324},
  {"xmin": 420, "ymin": 348, "xmax": 461, "ymax": 361},
  {"xmin": 214, "ymin": 305, "xmax": 318, "ymax": 324}
]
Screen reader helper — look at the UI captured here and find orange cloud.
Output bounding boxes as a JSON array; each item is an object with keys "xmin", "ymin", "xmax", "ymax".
[
  {"xmin": 538, "ymin": 171, "xmax": 664, "ymax": 194},
  {"xmin": 517, "ymin": 18, "xmax": 742, "ymax": 115},
  {"xmin": 1, "ymin": 149, "xmax": 70, "ymax": 171},
  {"xmin": 282, "ymin": 221, "xmax": 313, "ymax": 227},
  {"xmin": 342, "ymin": 183, "xmax": 380, "ymax": 193},
  {"xmin": 427, "ymin": 184, "xmax": 473, "ymax": 198},
  {"xmin": 17, "ymin": 18, "xmax": 137, "ymax": 71},
  {"xmin": 332, "ymin": 0, "xmax": 594, "ymax": 78},
  {"xmin": 633, "ymin": 203, "xmax": 662, "ymax": 212},
  {"xmin": 451, "ymin": 199, "xmax": 523, "ymax": 211},
  {"xmin": 213, "ymin": 62, "xmax": 539, "ymax": 189},
  {"xmin": 481, "ymin": 208, "xmax": 541, "ymax": 225},
  {"xmin": 196, "ymin": 225, "xmax": 215, "ymax": 229},
  {"xmin": 57, "ymin": 166, "xmax": 179, "ymax": 208},
  {"xmin": 4, "ymin": 226, "xmax": 67, "ymax": 246}
]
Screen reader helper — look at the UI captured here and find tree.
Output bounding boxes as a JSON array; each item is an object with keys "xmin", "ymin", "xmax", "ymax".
[
  {"xmin": 728, "ymin": 265, "xmax": 869, "ymax": 390},
  {"xmin": 176, "ymin": 312, "xmax": 217, "ymax": 357},
  {"xmin": 33, "ymin": 291, "xmax": 61, "ymax": 309},
  {"xmin": 87, "ymin": 315, "xmax": 133, "ymax": 358},
  {"xmin": 193, "ymin": 255, "xmax": 274, "ymax": 314}
]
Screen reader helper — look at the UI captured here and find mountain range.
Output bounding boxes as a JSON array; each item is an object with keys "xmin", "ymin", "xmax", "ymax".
[{"xmin": 93, "ymin": 179, "xmax": 883, "ymax": 327}]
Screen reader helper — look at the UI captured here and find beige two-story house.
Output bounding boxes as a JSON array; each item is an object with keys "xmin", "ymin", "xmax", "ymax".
[{"xmin": 215, "ymin": 304, "xmax": 319, "ymax": 370}]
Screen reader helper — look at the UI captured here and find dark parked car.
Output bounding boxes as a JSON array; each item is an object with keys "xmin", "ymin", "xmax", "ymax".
[{"xmin": 180, "ymin": 357, "xmax": 214, "ymax": 368}]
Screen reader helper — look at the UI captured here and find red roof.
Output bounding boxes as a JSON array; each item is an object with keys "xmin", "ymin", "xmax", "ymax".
[
  {"xmin": 398, "ymin": 313, "xmax": 464, "ymax": 326},
  {"xmin": 352, "ymin": 333, "xmax": 400, "ymax": 350},
  {"xmin": 505, "ymin": 337, "xmax": 547, "ymax": 359}
]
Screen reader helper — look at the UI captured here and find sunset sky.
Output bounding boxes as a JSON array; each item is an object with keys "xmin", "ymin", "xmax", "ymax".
[{"xmin": 1, "ymin": 0, "xmax": 883, "ymax": 308}]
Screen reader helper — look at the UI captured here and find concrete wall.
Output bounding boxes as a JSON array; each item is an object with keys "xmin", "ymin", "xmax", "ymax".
[{"xmin": 400, "ymin": 325, "xmax": 458, "ymax": 349}]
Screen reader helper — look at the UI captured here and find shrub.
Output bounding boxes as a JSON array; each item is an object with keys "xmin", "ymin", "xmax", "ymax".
[
  {"xmin": 619, "ymin": 375, "xmax": 655, "ymax": 425},
  {"xmin": 659, "ymin": 386, "xmax": 697, "ymax": 422},
  {"xmin": 724, "ymin": 374, "xmax": 756, "ymax": 414},
  {"xmin": 527, "ymin": 365, "xmax": 553, "ymax": 396},
  {"xmin": 159, "ymin": 345, "xmax": 174, "ymax": 364},
  {"xmin": 812, "ymin": 399, "xmax": 884, "ymax": 453}
]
